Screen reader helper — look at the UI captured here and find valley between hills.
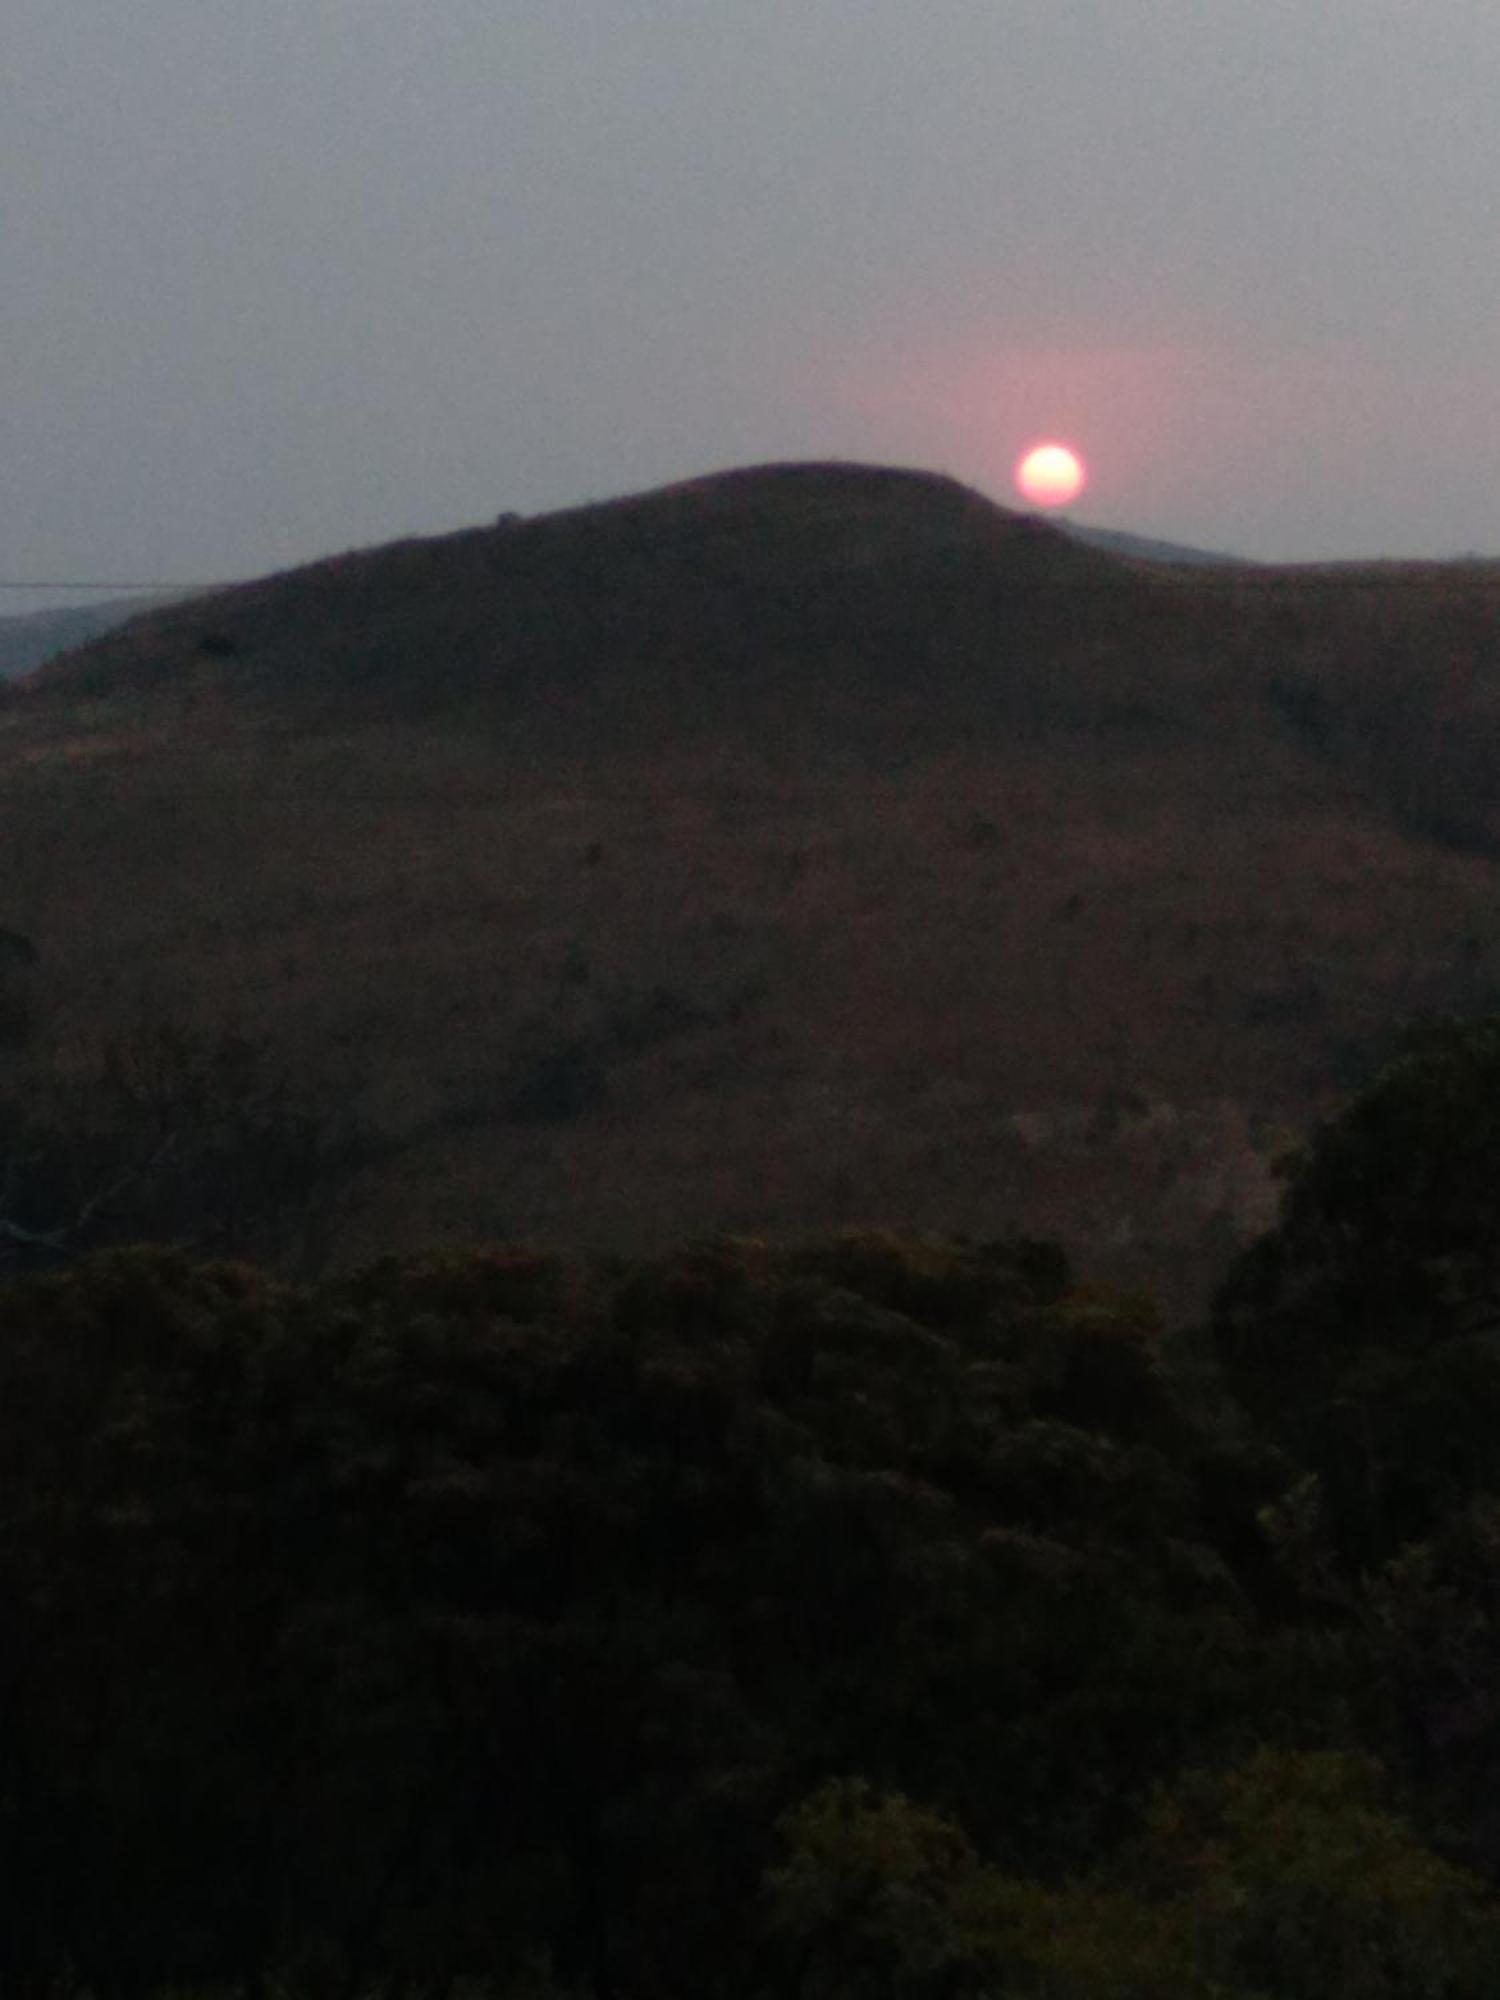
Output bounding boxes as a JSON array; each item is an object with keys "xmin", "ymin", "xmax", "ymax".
[{"xmin": 4, "ymin": 461, "xmax": 1499, "ymax": 1310}]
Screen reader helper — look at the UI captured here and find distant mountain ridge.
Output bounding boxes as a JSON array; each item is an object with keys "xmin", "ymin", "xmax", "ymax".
[
  {"xmin": 0, "ymin": 592, "xmax": 189, "ymax": 681},
  {"xmin": 1063, "ymin": 522, "xmax": 1252, "ymax": 566}
]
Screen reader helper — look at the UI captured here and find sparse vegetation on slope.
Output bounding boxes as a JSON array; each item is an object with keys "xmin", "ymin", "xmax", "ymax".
[{"xmin": 4, "ymin": 461, "xmax": 1499, "ymax": 1304}]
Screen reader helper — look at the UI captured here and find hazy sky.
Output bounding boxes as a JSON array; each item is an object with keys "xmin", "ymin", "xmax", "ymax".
[{"xmin": 5, "ymin": 1, "xmax": 1499, "ymax": 607}]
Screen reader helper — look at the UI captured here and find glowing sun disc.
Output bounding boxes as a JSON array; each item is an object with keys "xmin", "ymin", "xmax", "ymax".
[{"xmin": 1015, "ymin": 442, "xmax": 1087, "ymax": 509}]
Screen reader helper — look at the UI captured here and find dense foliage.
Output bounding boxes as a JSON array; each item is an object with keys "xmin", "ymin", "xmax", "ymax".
[{"xmin": 10, "ymin": 1024, "xmax": 1500, "ymax": 1994}]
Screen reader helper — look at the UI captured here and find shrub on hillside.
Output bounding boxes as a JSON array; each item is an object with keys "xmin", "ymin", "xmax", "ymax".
[{"xmin": 1212, "ymin": 1016, "xmax": 1500, "ymax": 1565}]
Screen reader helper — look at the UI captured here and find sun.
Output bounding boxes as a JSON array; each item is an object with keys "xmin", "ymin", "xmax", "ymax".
[{"xmin": 1014, "ymin": 442, "xmax": 1088, "ymax": 510}]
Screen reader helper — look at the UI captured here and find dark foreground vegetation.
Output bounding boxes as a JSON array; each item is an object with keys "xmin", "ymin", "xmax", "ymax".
[{"xmin": 10, "ymin": 1022, "xmax": 1500, "ymax": 1997}]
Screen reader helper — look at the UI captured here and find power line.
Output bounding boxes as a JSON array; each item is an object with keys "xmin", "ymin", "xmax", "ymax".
[{"xmin": 0, "ymin": 580, "xmax": 224, "ymax": 593}]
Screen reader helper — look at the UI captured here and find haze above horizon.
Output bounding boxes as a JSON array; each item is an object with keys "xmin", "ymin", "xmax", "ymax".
[{"xmin": 6, "ymin": 2, "xmax": 1498, "ymax": 612}]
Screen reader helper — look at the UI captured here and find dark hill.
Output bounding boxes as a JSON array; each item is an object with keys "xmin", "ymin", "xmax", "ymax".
[
  {"xmin": 6, "ymin": 461, "xmax": 1500, "ymax": 1307},
  {"xmin": 30, "ymin": 464, "xmax": 1138, "ymax": 738}
]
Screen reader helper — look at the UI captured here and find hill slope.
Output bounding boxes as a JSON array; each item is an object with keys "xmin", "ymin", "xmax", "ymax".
[{"xmin": 5, "ymin": 462, "xmax": 1500, "ymax": 1307}]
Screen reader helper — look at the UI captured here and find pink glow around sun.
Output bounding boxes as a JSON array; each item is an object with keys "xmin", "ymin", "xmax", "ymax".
[{"xmin": 1014, "ymin": 442, "xmax": 1088, "ymax": 509}]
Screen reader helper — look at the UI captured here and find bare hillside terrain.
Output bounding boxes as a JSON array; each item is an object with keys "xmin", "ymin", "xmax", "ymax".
[{"xmin": 4, "ymin": 462, "xmax": 1499, "ymax": 1308}]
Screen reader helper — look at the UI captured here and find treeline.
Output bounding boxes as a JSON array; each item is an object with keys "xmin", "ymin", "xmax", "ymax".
[{"xmin": 9, "ymin": 1024, "xmax": 1500, "ymax": 1996}]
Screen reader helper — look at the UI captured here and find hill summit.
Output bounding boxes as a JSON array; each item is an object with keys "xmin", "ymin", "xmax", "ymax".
[{"xmin": 27, "ymin": 462, "xmax": 1135, "ymax": 733}]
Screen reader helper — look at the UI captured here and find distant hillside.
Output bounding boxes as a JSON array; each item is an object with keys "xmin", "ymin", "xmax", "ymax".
[
  {"xmin": 0, "ymin": 593, "xmax": 187, "ymax": 681},
  {"xmin": 6, "ymin": 461, "xmax": 1500, "ymax": 1309},
  {"xmin": 1064, "ymin": 522, "xmax": 1251, "ymax": 567}
]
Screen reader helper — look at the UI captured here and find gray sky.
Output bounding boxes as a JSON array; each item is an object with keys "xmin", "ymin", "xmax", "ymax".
[{"xmin": 5, "ymin": 1, "xmax": 1499, "ymax": 608}]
